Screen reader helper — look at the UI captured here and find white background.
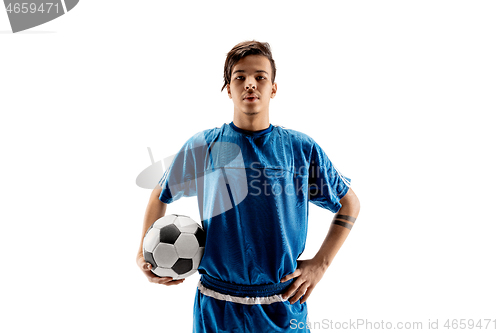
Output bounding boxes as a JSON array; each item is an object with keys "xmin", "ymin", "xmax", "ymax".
[{"xmin": 1, "ymin": 1, "xmax": 499, "ymax": 332}]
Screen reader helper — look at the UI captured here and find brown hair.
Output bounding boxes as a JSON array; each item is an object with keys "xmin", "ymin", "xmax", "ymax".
[{"xmin": 221, "ymin": 40, "xmax": 276, "ymax": 92}]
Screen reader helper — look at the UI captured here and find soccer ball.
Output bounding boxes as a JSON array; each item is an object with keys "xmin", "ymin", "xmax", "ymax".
[{"xmin": 143, "ymin": 214, "xmax": 205, "ymax": 279}]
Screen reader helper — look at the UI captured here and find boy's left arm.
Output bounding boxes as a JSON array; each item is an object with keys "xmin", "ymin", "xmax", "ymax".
[{"xmin": 281, "ymin": 187, "xmax": 361, "ymax": 304}]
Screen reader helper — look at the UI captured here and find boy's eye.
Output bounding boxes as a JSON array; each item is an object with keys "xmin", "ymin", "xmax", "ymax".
[{"xmin": 234, "ymin": 75, "xmax": 266, "ymax": 80}]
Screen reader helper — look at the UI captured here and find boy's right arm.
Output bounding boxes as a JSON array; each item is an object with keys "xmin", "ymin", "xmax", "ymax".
[{"xmin": 136, "ymin": 184, "xmax": 185, "ymax": 286}]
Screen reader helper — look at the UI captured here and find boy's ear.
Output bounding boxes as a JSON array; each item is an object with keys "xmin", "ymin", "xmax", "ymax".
[
  {"xmin": 227, "ymin": 84, "xmax": 232, "ymax": 99},
  {"xmin": 271, "ymin": 82, "xmax": 277, "ymax": 98}
]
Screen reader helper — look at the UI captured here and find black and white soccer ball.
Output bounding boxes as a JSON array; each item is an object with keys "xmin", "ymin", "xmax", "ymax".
[{"xmin": 143, "ymin": 214, "xmax": 205, "ymax": 279}]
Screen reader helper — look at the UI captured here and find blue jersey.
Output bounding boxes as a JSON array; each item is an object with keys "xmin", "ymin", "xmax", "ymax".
[{"xmin": 158, "ymin": 121, "xmax": 351, "ymax": 332}]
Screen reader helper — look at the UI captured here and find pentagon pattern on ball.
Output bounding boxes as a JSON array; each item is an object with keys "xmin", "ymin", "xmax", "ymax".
[
  {"xmin": 143, "ymin": 250, "xmax": 157, "ymax": 270},
  {"xmin": 174, "ymin": 215, "xmax": 200, "ymax": 233},
  {"xmin": 192, "ymin": 247, "xmax": 204, "ymax": 269},
  {"xmin": 160, "ymin": 224, "xmax": 181, "ymax": 244},
  {"xmin": 172, "ymin": 258, "xmax": 193, "ymax": 275},
  {"xmin": 194, "ymin": 228, "xmax": 206, "ymax": 247},
  {"xmin": 153, "ymin": 214, "xmax": 177, "ymax": 229},
  {"xmin": 153, "ymin": 243, "xmax": 178, "ymax": 267},
  {"xmin": 143, "ymin": 227, "xmax": 160, "ymax": 253},
  {"xmin": 153, "ymin": 267, "xmax": 178, "ymax": 279},
  {"xmin": 143, "ymin": 214, "xmax": 206, "ymax": 280},
  {"xmin": 175, "ymin": 233, "xmax": 199, "ymax": 258}
]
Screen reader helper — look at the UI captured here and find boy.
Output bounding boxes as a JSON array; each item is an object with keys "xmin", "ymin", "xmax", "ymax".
[{"xmin": 137, "ymin": 40, "xmax": 360, "ymax": 332}]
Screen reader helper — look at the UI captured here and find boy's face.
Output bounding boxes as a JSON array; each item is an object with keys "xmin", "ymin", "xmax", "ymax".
[{"xmin": 227, "ymin": 55, "xmax": 277, "ymax": 117}]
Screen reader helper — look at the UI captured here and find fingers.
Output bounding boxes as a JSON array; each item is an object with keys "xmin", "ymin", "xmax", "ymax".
[
  {"xmin": 282, "ymin": 277, "xmax": 315, "ymax": 304},
  {"xmin": 280, "ymin": 268, "xmax": 301, "ymax": 283},
  {"xmin": 282, "ymin": 278, "xmax": 301, "ymax": 302},
  {"xmin": 164, "ymin": 278, "xmax": 185, "ymax": 286},
  {"xmin": 300, "ymin": 286, "xmax": 314, "ymax": 304},
  {"xmin": 141, "ymin": 261, "xmax": 185, "ymax": 286},
  {"xmin": 148, "ymin": 273, "xmax": 185, "ymax": 286},
  {"xmin": 288, "ymin": 283, "xmax": 309, "ymax": 304}
]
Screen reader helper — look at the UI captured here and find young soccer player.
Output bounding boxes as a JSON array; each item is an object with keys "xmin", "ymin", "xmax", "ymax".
[{"xmin": 137, "ymin": 40, "xmax": 360, "ymax": 332}]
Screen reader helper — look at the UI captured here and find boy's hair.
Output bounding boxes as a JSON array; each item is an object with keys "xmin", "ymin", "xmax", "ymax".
[{"xmin": 221, "ymin": 40, "xmax": 276, "ymax": 92}]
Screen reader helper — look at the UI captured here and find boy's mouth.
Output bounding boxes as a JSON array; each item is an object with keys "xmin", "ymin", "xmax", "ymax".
[{"xmin": 244, "ymin": 94, "xmax": 258, "ymax": 102}]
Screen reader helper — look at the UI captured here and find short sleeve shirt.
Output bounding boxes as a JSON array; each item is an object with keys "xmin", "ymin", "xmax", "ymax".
[{"xmin": 159, "ymin": 122, "xmax": 351, "ymax": 285}]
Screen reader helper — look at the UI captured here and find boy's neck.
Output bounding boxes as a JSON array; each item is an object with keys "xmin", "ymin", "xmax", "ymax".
[{"xmin": 232, "ymin": 115, "xmax": 270, "ymax": 132}]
